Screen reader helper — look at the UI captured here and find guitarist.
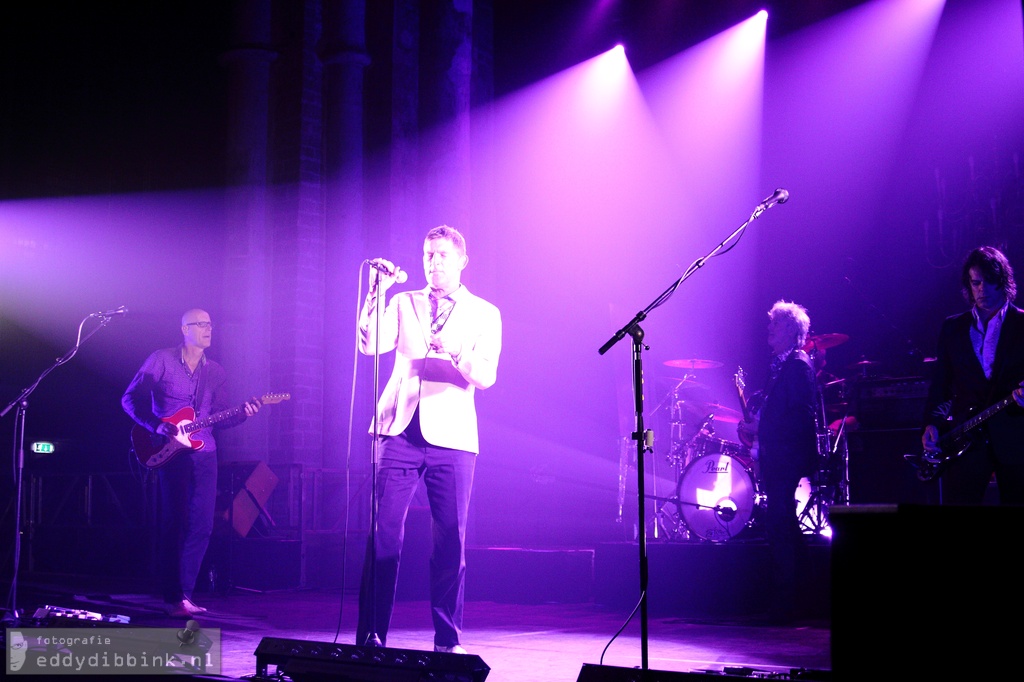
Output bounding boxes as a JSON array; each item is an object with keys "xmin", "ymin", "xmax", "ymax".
[
  {"xmin": 739, "ymin": 300, "xmax": 819, "ymax": 624},
  {"xmin": 122, "ymin": 308, "xmax": 263, "ymax": 617},
  {"xmin": 922, "ymin": 246, "xmax": 1024, "ymax": 505}
]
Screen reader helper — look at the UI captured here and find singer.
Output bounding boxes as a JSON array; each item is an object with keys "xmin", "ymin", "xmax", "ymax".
[
  {"xmin": 737, "ymin": 300, "xmax": 817, "ymax": 624},
  {"xmin": 121, "ymin": 309, "xmax": 263, "ymax": 617},
  {"xmin": 356, "ymin": 225, "xmax": 502, "ymax": 654}
]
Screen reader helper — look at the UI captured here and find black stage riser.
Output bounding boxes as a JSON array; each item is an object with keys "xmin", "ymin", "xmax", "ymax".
[{"xmin": 831, "ymin": 504, "xmax": 1024, "ymax": 678}]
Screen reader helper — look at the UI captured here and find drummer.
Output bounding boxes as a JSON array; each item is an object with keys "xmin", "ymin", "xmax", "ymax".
[{"xmin": 737, "ymin": 300, "xmax": 819, "ymax": 624}]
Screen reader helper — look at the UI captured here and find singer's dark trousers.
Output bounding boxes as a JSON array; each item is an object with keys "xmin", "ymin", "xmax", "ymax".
[
  {"xmin": 157, "ymin": 449, "xmax": 218, "ymax": 604},
  {"xmin": 357, "ymin": 419, "xmax": 476, "ymax": 648}
]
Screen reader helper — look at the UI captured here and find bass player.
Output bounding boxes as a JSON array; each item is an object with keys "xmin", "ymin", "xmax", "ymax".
[{"xmin": 922, "ymin": 246, "xmax": 1024, "ymax": 504}]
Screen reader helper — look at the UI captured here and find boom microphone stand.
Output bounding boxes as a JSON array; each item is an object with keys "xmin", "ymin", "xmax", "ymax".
[
  {"xmin": 364, "ymin": 266, "xmax": 385, "ymax": 648},
  {"xmin": 1, "ymin": 310, "xmax": 124, "ymax": 625},
  {"xmin": 598, "ymin": 189, "xmax": 788, "ymax": 669}
]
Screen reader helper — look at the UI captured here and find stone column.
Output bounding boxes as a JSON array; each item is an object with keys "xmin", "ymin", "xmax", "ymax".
[{"xmin": 219, "ymin": 0, "xmax": 276, "ymax": 460}]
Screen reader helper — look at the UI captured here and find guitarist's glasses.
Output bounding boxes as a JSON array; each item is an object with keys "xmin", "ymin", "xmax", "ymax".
[{"xmin": 185, "ymin": 321, "xmax": 214, "ymax": 329}]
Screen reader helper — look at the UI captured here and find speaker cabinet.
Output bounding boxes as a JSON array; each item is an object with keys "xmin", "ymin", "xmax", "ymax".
[
  {"xmin": 254, "ymin": 637, "xmax": 489, "ymax": 681},
  {"xmin": 831, "ymin": 504, "xmax": 1024, "ymax": 678}
]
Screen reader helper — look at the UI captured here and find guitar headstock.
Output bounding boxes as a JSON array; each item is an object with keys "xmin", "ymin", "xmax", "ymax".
[
  {"xmin": 735, "ymin": 366, "xmax": 745, "ymax": 391},
  {"xmin": 260, "ymin": 392, "xmax": 291, "ymax": 405}
]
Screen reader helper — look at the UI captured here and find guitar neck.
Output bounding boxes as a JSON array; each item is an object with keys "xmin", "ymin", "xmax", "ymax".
[
  {"xmin": 182, "ymin": 404, "xmax": 247, "ymax": 434},
  {"xmin": 945, "ymin": 394, "xmax": 1015, "ymax": 444},
  {"xmin": 735, "ymin": 369, "xmax": 751, "ymax": 421},
  {"xmin": 180, "ymin": 392, "xmax": 290, "ymax": 435}
]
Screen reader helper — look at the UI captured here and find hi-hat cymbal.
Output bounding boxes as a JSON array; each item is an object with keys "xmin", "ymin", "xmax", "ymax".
[
  {"xmin": 664, "ymin": 358, "xmax": 723, "ymax": 370},
  {"xmin": 801, "ymin": 333, "xmax": 849, "ymax": 352}
]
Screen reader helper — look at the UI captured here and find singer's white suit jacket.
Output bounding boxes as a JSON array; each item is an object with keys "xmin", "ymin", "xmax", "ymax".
[{"xmin": 358, "ymin": 285, "xmax": 502, "ymax": 454}]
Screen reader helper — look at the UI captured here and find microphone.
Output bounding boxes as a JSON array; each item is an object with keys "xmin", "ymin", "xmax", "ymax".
[
  {"xmin": 91, "ymin": 305, "xmax": 128, "ymax": 318},
  {"xmin": 714, "ymin": 501, "xmax": 738, "ymax": 523},
  {"xmin": 365, "ymin": 260, "xmax": 408, "ymax": 284},
  {"xmin": 177, "ymin": 619, "xmax": 200, "ymax": 646},
  {"xmin": 756, "ymin": 188, "xmax": 790, "ymax": 212}
]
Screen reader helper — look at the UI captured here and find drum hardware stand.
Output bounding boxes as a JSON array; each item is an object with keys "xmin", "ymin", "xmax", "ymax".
[
  {"xmin": 652, "ymin": 419, "xmax": 723, "ymax": 541},
  {"xmin": 798, "ymin": 407, "xmax": 852, "ymax": 536},
  {"xmin": 599, "ymin": 190, "xmax": 786, "ymax": 669},
  {"xmin": 797, "ymin": 480, "xmax": 833, "ymax": 536}
]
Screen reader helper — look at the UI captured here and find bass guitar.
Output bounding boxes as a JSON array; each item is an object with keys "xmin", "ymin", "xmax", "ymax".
[
  {"xmin": 131, "ymin": 392, "xmax": 290, "ymax": 469},
  {"xmin": 905, "ymin": 392, "xmax": 1018, "ymax": 481}
]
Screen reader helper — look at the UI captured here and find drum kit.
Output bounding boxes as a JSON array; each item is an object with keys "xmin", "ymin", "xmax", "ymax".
[{"xmin": 648, "ymin": 333, "xmax": 854, "ymax": 543}]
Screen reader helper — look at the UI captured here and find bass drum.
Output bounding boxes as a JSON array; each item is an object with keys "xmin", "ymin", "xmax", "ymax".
[{"xmin": 677, "ymin": 452, "xmax": 761, "ymax": 542}]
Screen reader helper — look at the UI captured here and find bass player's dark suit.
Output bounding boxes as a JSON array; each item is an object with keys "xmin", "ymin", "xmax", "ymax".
[{"xmin": 923, "ymin": 304, "xmax": 1024, "ymax": 503}]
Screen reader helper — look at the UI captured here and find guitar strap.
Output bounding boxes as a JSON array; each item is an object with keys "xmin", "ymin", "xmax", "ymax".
[{"xmin": 193, "ymin": 356, "xmax": 208, "ymax": 419}]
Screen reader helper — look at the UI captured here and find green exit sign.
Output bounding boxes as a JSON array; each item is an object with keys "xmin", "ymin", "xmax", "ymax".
[{"xmin": 31, "ymin": 442, "xmax": 55, "ymax": 454}]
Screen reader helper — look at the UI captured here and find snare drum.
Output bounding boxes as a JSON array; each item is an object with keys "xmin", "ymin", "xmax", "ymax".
[{"xmin": 677, "ymin": 452, "xmax": 761, "ymax": 542}]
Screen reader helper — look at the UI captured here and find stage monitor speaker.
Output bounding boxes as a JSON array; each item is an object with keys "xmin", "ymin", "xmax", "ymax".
[
  {"xmin": 576, "ymin": 664, "xmax": 816, "ymax": 680},
  {"xmin": 254, "ymin": 637, "xmax": 490, "ymax": 682}
]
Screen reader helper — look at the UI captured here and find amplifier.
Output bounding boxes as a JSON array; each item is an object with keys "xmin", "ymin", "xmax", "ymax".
[{"xmin": 854, "ymin": 376, "xmax": 929, "ymax": 429}]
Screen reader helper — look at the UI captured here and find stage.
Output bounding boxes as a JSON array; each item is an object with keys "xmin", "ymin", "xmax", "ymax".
[
  {"xmin": 7, "ymin": 572, "xmax": 831, "ymax": 681},
  {"xmin": 8, "ymin": 504, "xmax": 1024, "ymax": 680}
]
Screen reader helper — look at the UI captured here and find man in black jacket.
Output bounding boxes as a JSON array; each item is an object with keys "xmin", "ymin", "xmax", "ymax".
[
  {"xmin": 922, "ymin": 246, "xmax": 1024, "ymax": 504},
  {"xmin": 739, "ymin": 300, "xmax": 819, "ymax": 623}
]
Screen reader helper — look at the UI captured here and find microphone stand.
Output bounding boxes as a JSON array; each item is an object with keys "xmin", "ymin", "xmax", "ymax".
[
  {"xmin": 598, "ymin": 196, "xmax": 779, "ymax": 669},
  {"xmin": 1, "ymin": 313, "xmax": 116, "ymax": 625},
  {"xmin": 364, "ymin": 268, "xmax": 384, "ymax": 648}
]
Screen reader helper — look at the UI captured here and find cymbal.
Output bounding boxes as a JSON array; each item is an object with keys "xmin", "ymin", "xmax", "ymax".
[
  {"xmin": 848, "ymin": 358, "xmax": 879, "ymax": 370},
  {"xmin": 672, "ymin": 400, "xmax": 742, "ymax": 424},
  {"xmin": 665, "ymin": 377, "xmax": 708, "ymax": 390},
  {"xmin": 801, "ymin": 333, "xmax": 849, "ymax": 352},
  {"xmin": 664, "ymin": 358, "xmax": 723, "ymax": 370},
  {"xmin": 699, "ymin": 402, "xmax": 743, "ymax": 424}
]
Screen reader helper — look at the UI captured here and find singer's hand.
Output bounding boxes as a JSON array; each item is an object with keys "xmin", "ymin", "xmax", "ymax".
[
  {"xmin": 429, "ymin": 333, "xmax": 463, "ymax": 360},
  {"xmin": 368, "ymin": 258, "xmax": 401, "ymax": 294}
]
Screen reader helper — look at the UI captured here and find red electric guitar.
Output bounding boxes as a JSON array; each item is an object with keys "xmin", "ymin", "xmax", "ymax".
[{"xmin": 131, "ymin": 392, "xmax": 290, "ymax": 469}]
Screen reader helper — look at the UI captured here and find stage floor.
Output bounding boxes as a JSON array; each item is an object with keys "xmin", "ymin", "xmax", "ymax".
[{"xmin": 9, "ymin": 575, "xmax": 831, "ymax": 681}]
